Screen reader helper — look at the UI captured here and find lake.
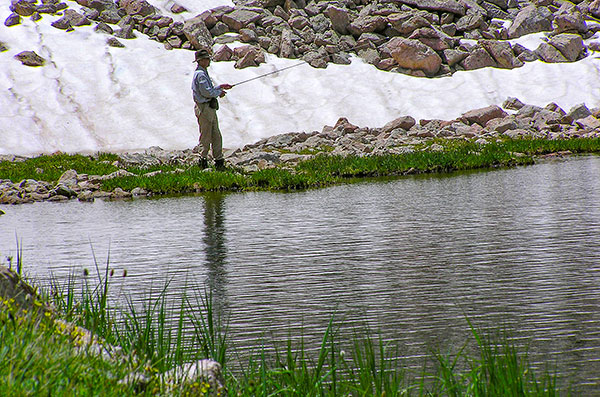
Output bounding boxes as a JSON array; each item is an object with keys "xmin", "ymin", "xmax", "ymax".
[{"xmin": 1, "ymin": 155, "xmax": 599, "ymax": 392}]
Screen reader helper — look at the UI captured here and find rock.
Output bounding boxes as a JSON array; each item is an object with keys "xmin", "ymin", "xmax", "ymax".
[
  {"xmin": 183, "ymin": 16, "xmax": 213, "ymax": 51},
  {"xmin": 14, "ymin": 51, "xmax": 45, "ymax": 66},
  {"xmin": 52, "ymin": 9, "xmax": 91, "ymax": 30},
  {"xmin": 547, "ymin": 33, "xmax": 585, "ymax": 62},
  {"xmin": 568, "ymin": 103, "xmax": 592, "ymax": 120},
  {"xmin": 118, "ymin": 0, "xmax": 155, "ymax": 17},
  {"xmin": 107, "ymin": 37, "xmax": 125, "ymax": 47},
  {"xmin": 461, "ymin": 105, "xmax": 507, "ymax": 126},
  {"xmin": 575, "ymin": 115, "xmax": 600, "ymax": 130},
  {"xmin": 52, "ymin": 183, "xmax": 77, "ymax": 198},
  {"xmin": 222, "ymin": 9, "xmax": 262, "ymax": 31},
  {"xmin": 535, "ymin": 41, "xmax": 568, "ymax": 63},
  {"xmin": 508, "ymin": 5, "xmax": 553, "ymax": 39},
  {"xmin": 325, "ymin": 5, "xmax": 350, "ymax": 35},
  {"xmin": 455, "ymin": 13, "xmax": 484, "ymax": 32},
  {"xmin": 460, "ymin": 46, "xmax": 497, "ymax": 70},
  {"xmin": 347, "ymin": 16, "xmax": 388, "ymax": 37},
  {"xmin": 11, "ymin": 0, "xmax": 36, "ymax": 17},
  {"xmin": 443, "ymin": 48, "xmax": 468, "ymax": 66},
  {"xmin": 386, "ymin": 37, "xmax": 442, "ymax": 76},
  {"xmin": 5, "ymin": 13, "xmax": 21, "ymax": 26},
  {"xmin": 170, "ymin": 3, "xmax": 187, "ymax": 14},
  {"xmin": 58, "ymin": 169, "xmax": 79, "ymax": 187},
  {"xmin": 395, "ymin": 0, "xmax": 466, "ymax": 15},
  {"xmin": 409, "ymin": 27, "xmax": 455, "ymax": 51},
  {"xmin": 480, "ymin": 40, "xmax": 522, "ymax": 69},
  {"xmin": 213, "ymin": 44, "xmax": 233, "ymax": 61},
  {"xmin": 503, "ymin": 97, "xmax": 525, "ymax": 110},
  {"xmin": 111, "ymin": 187, "xmax": 132, "ymax": 199},
  {"xmin": 553, "ymin": 12, "xmax": 587, "ymax": 35},
  {"xmin": 382, "ymin": 116, "xmax": 416, "ymax": 133}
]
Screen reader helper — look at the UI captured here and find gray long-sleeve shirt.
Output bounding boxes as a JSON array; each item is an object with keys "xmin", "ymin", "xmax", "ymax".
[{"xmin": 191, "ymin": 66, "xmax": 222, "ymax": 104}]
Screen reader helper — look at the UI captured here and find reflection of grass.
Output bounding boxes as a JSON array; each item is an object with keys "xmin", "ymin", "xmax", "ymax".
[
  {"xmin": 1, "ymin": 260, "xmax": 561, "ymax": 395},
  {"xmin": 1, "ymin": 138, "xmax": 599, "ymax": 195}
]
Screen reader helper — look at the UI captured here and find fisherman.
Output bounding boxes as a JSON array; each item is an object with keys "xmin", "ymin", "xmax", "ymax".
[{"xmin": 192, "ymin": 49, "xmax": 232, "ymax": 170}]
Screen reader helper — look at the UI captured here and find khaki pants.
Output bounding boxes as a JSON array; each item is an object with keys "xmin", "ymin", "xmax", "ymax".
[{"xmin": 195, "ymin": 102, "xmax": 223, "ymax": 160}]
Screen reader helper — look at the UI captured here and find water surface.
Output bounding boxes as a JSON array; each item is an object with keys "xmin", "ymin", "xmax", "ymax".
[{"xmin": 1, "ymin": 156, "xmax": 600, "ymax": 392}]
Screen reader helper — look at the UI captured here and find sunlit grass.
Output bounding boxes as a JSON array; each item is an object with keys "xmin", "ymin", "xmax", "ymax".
[
  {"xmin": 0, "ymin": 257, "xmax": 564, "ymax": 396},
  {"xmin": 1, "ymin": 138, "xmax": 599, "ymax": 195}
]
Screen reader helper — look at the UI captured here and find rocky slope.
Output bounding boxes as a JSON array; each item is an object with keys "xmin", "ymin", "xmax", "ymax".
[{"xmin": 5, "ymin": 0, "xmax": 600, "ymax": 75}]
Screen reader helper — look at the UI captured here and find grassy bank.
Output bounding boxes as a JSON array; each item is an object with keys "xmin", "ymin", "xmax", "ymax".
[
  {"xmin": 0, "ymin": 262, "xmax": 562, "ymax": 396},
  {"xmin": 2, "ymin": 138, "xmax": 599, "ymax": 195}
]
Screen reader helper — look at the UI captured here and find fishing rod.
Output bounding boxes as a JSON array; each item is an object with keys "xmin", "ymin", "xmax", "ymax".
[{"xmin": 230, "ymin": 38, "xmax": 388, "ymax": 88}]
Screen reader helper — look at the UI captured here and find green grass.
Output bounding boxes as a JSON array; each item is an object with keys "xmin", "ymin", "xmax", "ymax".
[
  {"xmin": 0, "ymin": 152, "xmax": 119, "ymax": 183},
  {"xmin": 2, "ymin": 138, "xmax": 600, "ymax": 196},
  {"xmin": 0, "ymin": 258, "xmax": 564, "ymax": 396}
]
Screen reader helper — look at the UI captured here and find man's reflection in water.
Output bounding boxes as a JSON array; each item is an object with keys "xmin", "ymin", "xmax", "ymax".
[{"xmin": 202, "ymin": 192, "xmax": 228, "ymax": 311}]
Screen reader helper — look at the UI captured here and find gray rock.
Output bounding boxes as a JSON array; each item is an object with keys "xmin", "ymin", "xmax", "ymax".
[
  {"xmin": 395, "ymin": 0, "xmax": 466, "ymax": 16},
  {"xmin": 548, "ymin": 33, "xmax": 585, "ymax": 62},
  {"xmin": 183, "ymin": 16, "xmax": 213, "ymax": 50},
  {"xmin": 480, "ymin": 39, "xmax": 522, "ymax": 69},
  {"xmin": 503, "ymin": 97, "xmax": 525, "ymax": 110},
  {"xmin": 326, "ymin": 5, "xmax": 350, "ymax": 35},
  {"xmin": 460, "ymin": 46, "xmax": 497, "ymax": 70},
  {"xmin": 14, "ymin": 51, "xmax": 45, "ymax": 67},
  {"xmin": 382, "ymin": 116, "xmax": 416, "ymax": 133},
  {"xmin": 508, "ymin": 5, "xmax": 553, "ymax": 39},
  {"xmin": 5, "ymin": 13, "xmax": 21, "ymax": 26},
  {"xmin": 568, "ymin": 103, "xmax": 592, "ymax": 120},
  {"xmin": 222, "ymin": 9, "xmax": 262, "ymax": 31},
  {"xmin": 535, "ymin": 41, "xmax": 568, "ymax": 63},
  {"xmin": 461, "ymin": 104, "xmax": 507, "ymax": 126}
]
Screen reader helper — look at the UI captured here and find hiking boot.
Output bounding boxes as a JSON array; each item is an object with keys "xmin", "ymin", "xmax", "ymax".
[
  {"xmin": 215, "ymin": 159, "xmax": 226, "ymax": 171},
  {"xmin": 199, "ymin": 158, "xmax": 209, "ymax": 169}
]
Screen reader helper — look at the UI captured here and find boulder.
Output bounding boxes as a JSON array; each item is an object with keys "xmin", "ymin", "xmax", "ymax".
[
  {"xmin": 52, "ymin": 9, "xmax": 91, "ymax": 30},
  {"xmin": 479, "ymin": 40, "xmax": 523, "ymax": 68},
  {"xmin": 460, "ymin": 46, "xmax": 497, "ymax": 70},
  {"xmin": 575, "ymin": 115, "xmax": 600, "ymax": 130},
  {"xmin": 325, "ymin": 5, "xmax": 350, "ymax": 35},
  {"xmin": 547, "ymin": 33, "xmax": 585, "ymax": 62},
  {"xmin": 118, "ymin": 0, "xmax": 155, "ymax": 17},
  {"xmin": 347, "ymin": 16, "xmax": 388, "ymax": 37},
  {"xmin": 503, "ymin": 97, "xmax": 525, "ymax": 110},
  {"xmin": 409, "ymin": 27, "xmax": 456, "ymax": 51},
  {"xmin": 443, "ymin": 48, "xmax": 468, "ymax": 66},
  {"xmin": 183, "ymin": 16, "xmax": 213, "ymax": 51},
  {"xmin": 461, "ymin": 105, "xmax": 507, "ymax": 126},
  {"xmin": 11, "ymin": 0, "xmax": 36, "ymax": 16},
  {"xmin": 568, "ymin": 103, "xmax": 592, "ymax": 120},
  {"xmin": 5, "ymin": 13, "xmax": 21, "ymax": 27},
  {"xmin": 213, "ymin": 44, "xmax": 233, "ymax": 61},
  {"xmin": 14, "ymin": 51, "xmax": 45, "ymax": 66},
  {"xmin": 386, "ymin": 37, "xmax": 442, "ymax": 76},
  {"xmin": 390, "ymin": 14, "xmax": 431, "ymax": 36},
  {"xmin": 508, "ymin": 6, "xmax": 553, "ymax": 39},
  {"xmin": 221, "ymin": 9, "xmax": 262, "ymax": 31},
  {"xmin": 553, "ymin": 12, "xmax": 587, "ymax": 34},
  {"xmin": 382, "ymin": 116, "xmax": 416, "ymax": 133},
  {"xmin": 535, "ymin": 41, "xmax": 568, "ymax": 63},
  {"xmin": 395, "ymin": 0, "xmax": 465, "ymax": 15},
  {"xmin": 455, "ymin": 13, "xmax": 484, "ymax": 32}
]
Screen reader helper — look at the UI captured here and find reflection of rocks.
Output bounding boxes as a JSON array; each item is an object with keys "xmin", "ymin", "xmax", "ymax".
[
  {"xmin": 4, "ymin": 0, "xmax": 596, "ymax": 76},
  {"xmin": 1, "ymin": 99, "xmax": 599, "ymax": 204}
]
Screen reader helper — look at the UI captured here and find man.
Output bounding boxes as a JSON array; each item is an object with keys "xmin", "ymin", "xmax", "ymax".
[{"xmin": 192, "ymin": 49, "xmax": 232, "ymax": 170}]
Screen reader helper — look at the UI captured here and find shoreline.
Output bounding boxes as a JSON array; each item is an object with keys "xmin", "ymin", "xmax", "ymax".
[{"xmin": 1, "ymin": 98, "xmax": 600, "ymax": 206}]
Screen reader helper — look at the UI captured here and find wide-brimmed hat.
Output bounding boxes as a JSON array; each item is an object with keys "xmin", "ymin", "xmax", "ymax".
[{"xmin": 193, "ymin": 49, "xmax": 211, "ymax": 62}]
